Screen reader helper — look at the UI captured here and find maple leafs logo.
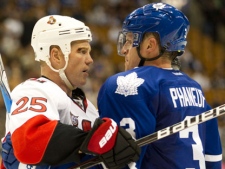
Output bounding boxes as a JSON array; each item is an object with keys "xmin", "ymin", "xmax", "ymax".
[
  {"xmin": 152, "ymin": 3, "xmax": 166, "ymax": 11},
  {"xmin": 115, "ymin": 72, "xmax": 144, "ymax": 97}
]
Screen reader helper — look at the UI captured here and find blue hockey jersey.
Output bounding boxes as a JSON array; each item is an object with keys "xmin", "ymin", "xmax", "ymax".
[{"xmin": 97, "ymin": 66, "xmax": 222, "ymax": 169}]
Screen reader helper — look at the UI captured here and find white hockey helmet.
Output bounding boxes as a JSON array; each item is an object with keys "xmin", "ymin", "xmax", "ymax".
[
  {"xmin": 31, "ymin": 15, "xmax": 92, "ymax": 62},
  {"xmin": 31, "ymin": 15, "xmax": 92, "ymax": 90}
]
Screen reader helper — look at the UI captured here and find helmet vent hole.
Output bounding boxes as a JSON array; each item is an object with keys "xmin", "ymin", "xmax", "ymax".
[
  {"xmin": 75, "ymin": 28, "xmax": 85, "ymax": 33},
  {"xmin": 59, "ymin": 30, "xmax": 70, "ymax": 35},
  {"xmin": 40, "ymin": 47, "xmax": 43, "ymax": 50},
  {"xmin": 59, "ymin": 23, "xmax": 61, "ymax": 26}
]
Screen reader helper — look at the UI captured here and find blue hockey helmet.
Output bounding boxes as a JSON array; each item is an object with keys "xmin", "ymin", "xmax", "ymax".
[{"xmin": 117, "ymin": 3, "xmax": 190, "ymax": 56}]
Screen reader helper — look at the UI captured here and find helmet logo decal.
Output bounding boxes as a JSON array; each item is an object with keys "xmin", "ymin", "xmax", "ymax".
[
  {"xmin": 47, "ymin": 16, "xmax": 56, "ymax": 25},
  {"xmin": 115, "ymin": 72, "xmax": 144, "ymax": 97},
  {"xmin": 153, "ymin": 3, "xmax": 166, "ymax": 11}
]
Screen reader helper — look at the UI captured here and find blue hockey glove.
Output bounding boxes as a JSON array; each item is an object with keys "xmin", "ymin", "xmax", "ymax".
[{"xmin": 1, "ymin": 133, "xmax": 20, "ymax": 169}]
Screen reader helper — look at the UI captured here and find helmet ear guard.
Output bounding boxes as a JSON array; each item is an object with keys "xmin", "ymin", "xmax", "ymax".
[{"xmin": 118, "ymin": 3, "xmax": 190, "ymax": 56}]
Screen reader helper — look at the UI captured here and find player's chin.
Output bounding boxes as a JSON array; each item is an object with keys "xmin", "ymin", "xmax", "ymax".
[
  {"xmin": 83, "ymin": 71, "xmax": 89, "ymax": 77},
  {"xmin": 80, "ymin": 77, "xmax": 88, "ymax": 86},
  {"xmin": 73, "ymin": 77, "xmax": 88, "ymax": 88}
]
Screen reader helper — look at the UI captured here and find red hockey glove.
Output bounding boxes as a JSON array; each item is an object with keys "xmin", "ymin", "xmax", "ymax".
[{"xmin": 80, "ymin": 118, "xmax": 141, "ymax": 169}]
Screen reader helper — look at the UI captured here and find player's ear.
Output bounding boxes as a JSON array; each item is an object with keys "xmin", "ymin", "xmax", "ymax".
[
  {"xmin": 50, "ymin": 47, "xmax": 61, "ymax": 63},
  {"xmin": 140, "ymin": 36, "xmax": 157, "ymax": 58},
  {"xmin": 49, "ymin": 46, "xmax": 65, "ymax": 69},
  {"xmin": 146, "ymin": 37, "xmax": 157, "ymax": 52}
]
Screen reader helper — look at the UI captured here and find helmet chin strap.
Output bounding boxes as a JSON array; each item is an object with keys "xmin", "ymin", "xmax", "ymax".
[
  {"xmin": 59, "ymin": 69, "xmax": 74, "ymax": 90},
  {"xmin": 45, "ymin": 53, "xmax": 74, "ymax": 90},
  {"xmin": 136, "ymin": 47, "xmax": 165, "ymax": 67}
]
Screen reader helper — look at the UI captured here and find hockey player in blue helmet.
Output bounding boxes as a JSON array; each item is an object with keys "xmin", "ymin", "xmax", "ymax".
[
  {"xmin": 117, "ymin": 2, "xmax": 189, "ymax": 69},
  {"xmin": 98, "ymin": 3, "xmax": 222, "ymax": 169}
]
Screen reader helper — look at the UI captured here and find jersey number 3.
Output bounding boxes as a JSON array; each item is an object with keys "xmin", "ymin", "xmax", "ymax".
[
  {"xmin": 180, "ymin": 116, "xmax": 205, "ymax": 169},
  {"xmin": 121, "ymin": 117, "xmax": 205, "ymax": 169}
]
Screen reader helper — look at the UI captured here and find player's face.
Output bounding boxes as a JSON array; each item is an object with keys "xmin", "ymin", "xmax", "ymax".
[
  {"xmin": 65, "ymin": 40, "xmax": 93, "ymax": 88},
  {"xmin": 124, "ymin": 46, "xmax": 140, "ymax": 71},
  {"xmin": 121, "ymin": 33, "xmax": 140, "ymax": 70},
  {"xmin": 118, "ymin": 32, "xmax": 140, "ymax": 71}
]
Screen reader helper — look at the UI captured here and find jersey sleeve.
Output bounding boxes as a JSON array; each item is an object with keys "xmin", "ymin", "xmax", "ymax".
[{"xmin": 9, "ymin": 79, "xmax": 88, "ymax": 165}]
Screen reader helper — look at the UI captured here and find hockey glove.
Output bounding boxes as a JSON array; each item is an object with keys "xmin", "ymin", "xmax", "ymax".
[
  {"xmin": 80, "ymin": 118, "xmax": 141, "ymax": 169},
  {"xmin": 1, "ymin": 133, "xmax": 20, "ymax": 169}
]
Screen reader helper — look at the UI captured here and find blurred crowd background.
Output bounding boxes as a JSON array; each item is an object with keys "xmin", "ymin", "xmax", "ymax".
[{"xmin": 0, "ymin": 0, "xmax": 225, "ymax": 164}]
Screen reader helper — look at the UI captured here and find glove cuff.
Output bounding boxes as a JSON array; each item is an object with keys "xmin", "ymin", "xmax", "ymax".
[{"xmin": 80, "ymin": 118, "xmax": 118, "ymax": 155}]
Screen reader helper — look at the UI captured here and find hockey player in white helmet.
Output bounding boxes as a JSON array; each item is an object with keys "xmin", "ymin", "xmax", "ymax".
[{"xmin": 1, "ymin": 15, "xmax": 140, "ymax": 169}]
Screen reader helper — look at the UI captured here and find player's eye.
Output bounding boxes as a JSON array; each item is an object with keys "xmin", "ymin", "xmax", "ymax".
[
  {"xmin": 124, "ymin": 39, "xmax": 133, "ymax": 47},
  {"xmin": 78, "ymin": 48, "xmax": 88, "ymax": 55}
]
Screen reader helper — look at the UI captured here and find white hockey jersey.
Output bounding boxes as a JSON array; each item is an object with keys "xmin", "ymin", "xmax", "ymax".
[{"xmin": 3, "ymin": 77, "xmax": 99, "ymax": 168}]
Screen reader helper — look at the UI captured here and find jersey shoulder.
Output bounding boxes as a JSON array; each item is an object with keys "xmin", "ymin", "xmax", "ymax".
[
  {"xmin": 11, "ymin": 77, "xmax": 68, "ymax": 102},
  {"xmin": 104, "ymin": 66, "xmax": 188, "ymax": 84},
  {"xmin": 99, "ymin": 66, "xmax": 202, "ymax": 100},
  {"xmin": 136, "ymin": 66, "xmax": 200, "ymax": 86}
]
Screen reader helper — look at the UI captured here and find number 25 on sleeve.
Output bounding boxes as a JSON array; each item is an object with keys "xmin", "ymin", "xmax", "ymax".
[{"xmin": 12, "ymin": 97, "xmax": 47, "ymax": 115}]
